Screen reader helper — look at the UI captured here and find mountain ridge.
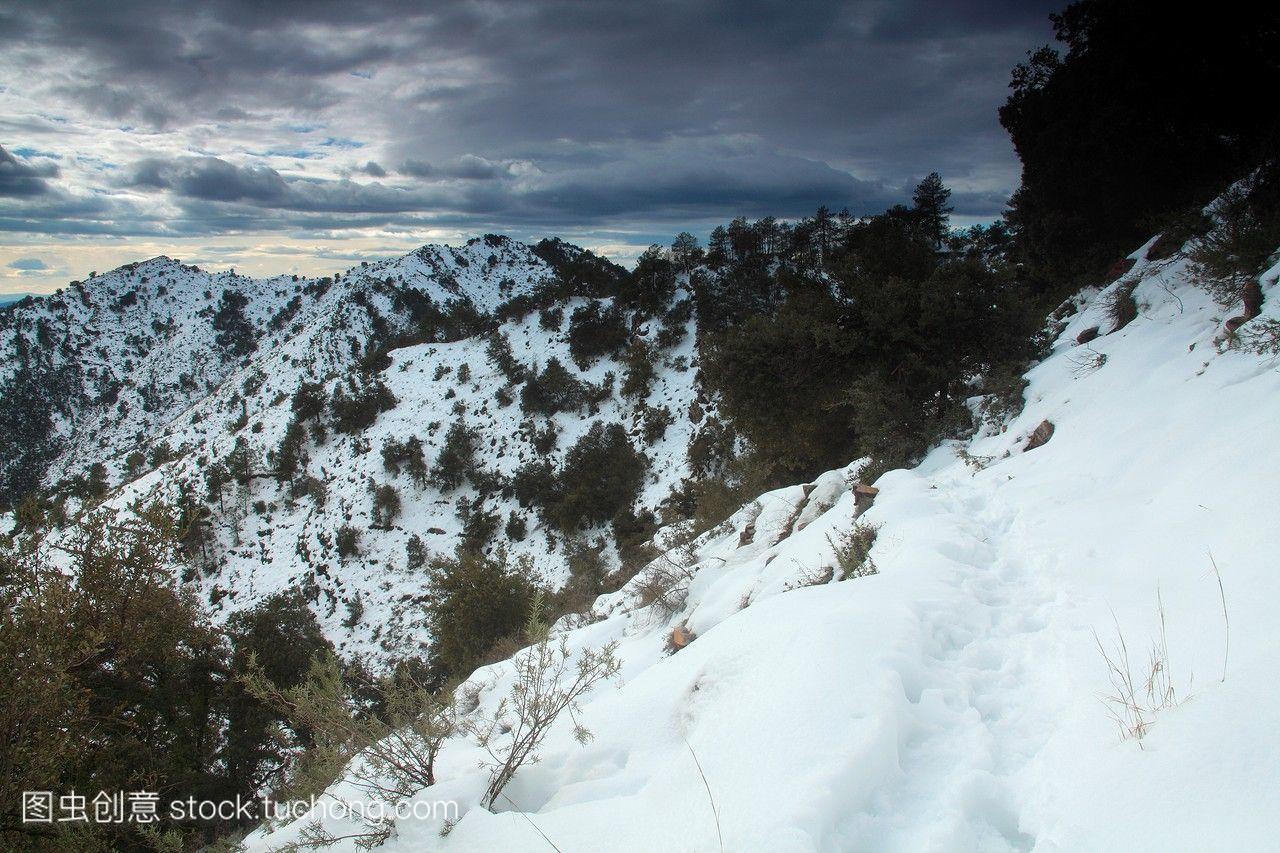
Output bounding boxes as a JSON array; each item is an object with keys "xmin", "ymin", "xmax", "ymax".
[{"xmin": 0, "ymin": 233, "xmax": 705, "ymax": 662}]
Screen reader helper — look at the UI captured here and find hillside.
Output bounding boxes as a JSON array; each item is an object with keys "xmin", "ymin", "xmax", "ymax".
[
  {"xmin": 248, "ymin": 234, "xmax": 1280, "ymax": 850},
  {"xmin": 0, "ymin": 236, "xmax": 707, "ymax": 663}
]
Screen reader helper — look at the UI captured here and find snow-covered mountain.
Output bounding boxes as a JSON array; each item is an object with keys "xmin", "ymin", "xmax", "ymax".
[
  {"xmin": 0, "ymin": 236, "xmax": 708, "ymax": 663},
  {"xmin": 249, "ymin": 234, "xmax": 1280, "ymax": 850}
]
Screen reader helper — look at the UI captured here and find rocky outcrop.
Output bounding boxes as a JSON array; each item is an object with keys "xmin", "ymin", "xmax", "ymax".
[{"xmin": 1024, "ymin": 419, "xmax": 1055, "ymax": 452}]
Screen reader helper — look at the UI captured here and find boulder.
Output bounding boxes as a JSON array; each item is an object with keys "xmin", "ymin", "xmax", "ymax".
[
  {"xmin": 1243, "ymin": 279, "xmax": 1263, "ymax": 320},
  {"xmin": 1076, "ymin": 326, "xmax": 1100, "ymax": 345},
  {"xmin": 853, "ymin": 483, "xmax": 879, "ymax": 516},
  {"xmin": 670, "ymin": 625, "xmax": 694, "ymax": 650},
  {"xmin": 1024, "ymin": 419, "xmax": 1055, "ymax": 452}
]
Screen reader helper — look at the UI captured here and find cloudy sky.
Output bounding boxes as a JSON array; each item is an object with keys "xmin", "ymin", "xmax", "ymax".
[{"xmin": 0, "ymin": 0, "xmax": 1059, "ymax": 293}]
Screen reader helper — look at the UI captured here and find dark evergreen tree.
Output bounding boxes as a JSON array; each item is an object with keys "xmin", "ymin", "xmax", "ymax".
[
  {"xmin": 999, "ymin": 2, "xmax": 1280, "ymax": 289},
  {"xmin": 912, "ymin": 172, "xmax": 954, "ymax": 249}
]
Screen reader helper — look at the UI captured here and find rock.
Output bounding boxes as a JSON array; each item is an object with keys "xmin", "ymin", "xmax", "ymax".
[
  {"xmin": 1024, "ymin": 419, "xmax": 1055, "ymax": 452},
  {"xmin": 738, "ymin": 521, "xmax": 756, "ymax": 548},
  {"xmin": 1104, "ymin": 257, "xmax": 1136, "ymax": 284},
  {"xmin": 1076, "ymin": 326, "xmax": 1100, "ymax": 345},
  {"xmin": 1243, "ymin": 279, "xmax": 1263, "ymax": 320},
  {"xmin": 670, "ymin": 625, "xmax": 694, "ymax": 650},
  {"xmin": 853, "ymin": 483, "xmax": 879, "ymax": 516},
  {"xmin": 1224, "ymin": 315, "xmax": 1251, "ymax": 335}
]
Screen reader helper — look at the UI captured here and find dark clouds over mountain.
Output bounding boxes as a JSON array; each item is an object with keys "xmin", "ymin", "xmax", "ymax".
[{"xmin": 0, "ymin": 0, "xmax": 1057, "ymax": 279}]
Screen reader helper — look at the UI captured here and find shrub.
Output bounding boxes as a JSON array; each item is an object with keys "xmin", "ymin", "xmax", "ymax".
[
  {"xmin": 532, "ymin": 420, "xmax": 559, "ymax": 454},
  {"xmin": 405, "ymin": 534, "xmax": 426, "ymax": 571},
  {"xmin": 330, "ymin": 376, "xmax": 397, "ymax": 434},
  {"xmin": 291, "ymin": 474, "xmax": 327, "ymax": 508},
  {"xmin": 520, "ymin": 357, "xmax": 587, "ymax": 415},
  {"xmin": 423, "ymin": 547, "xmax": 540, "ymax": 687},
  {"xmin": 556, "ymin": 537, "xmax": 610, "ymax": 612},
  {"xmin": 512, "ymin": 459, "xmax": 558, "ymax": 509},
  {"xmin": 633, "ymin": 549, "xmax": 697, "ymax": 620},
  {"xmin": 485, "ymin": 333, "xmax": 525, "ymax": 382},
  {"xmin": 567, "ymin": 301, "xmax": 629, "ymax": 366},
  {"xmin": 382, "ymin": 436, "xmax": 428, "ymax": 487},
  {"xmin": 620, "ymin": 340, "xmax": 657, "ymax": 398},
  {"xmin": 372, "ymin": 483, "xmax": 402, "ymax": 529},
  {"xmin": 336, "ymin": 525, "xmax": 361, "ymax": 560},
  {"xmin": 430, "ymin": 419, "xmax": 478, "ymax": 492},
  {"xmin": 505, "ymin": 511, "xmax": 527, "ymax": 542},
  {"xmin": 457, "ymin": 497, "xmax": 500, "ymax": 551},
  {"xmin": 466, "ymin": 613, "xmax": 620, "ymax": 809},
  {"xmin": 1189, "ymin": 162, "xmax": 1280, "ymax": 306},
  {"xmin": 244, "ymin": 653, "xmax": 457, "ymax": 848},
  {"xmin": 553, "ymin": 422, "xmax": 648, "ymax": 532},
  {"xmin": 342, "ymin": 595, "xmax": 364, "ymax": 628},
  {"xmin": 828, "ymin": 520, "xmax": 879, "ymax": 580},
  {"xmin": 656, "ymin": 297, "xmax": 693, "ymax": 348},
  {"xmin": 212, "ymin": 290, "xmax": 257, "ymax": 357},
  {"xmin": 640, "ymin": 404, "xmax": 674, "ymax": 445},
  {"xmin": 538, "ymin": 306, "xmax": 563, "ymax": 331}
]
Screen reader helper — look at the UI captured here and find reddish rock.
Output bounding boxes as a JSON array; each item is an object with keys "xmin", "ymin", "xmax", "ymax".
[
  {"xmin": 1224, "ymin": 315, "xmax": 1250, "ymax": 335},
  {"xmin": 738, "ymin": 521, "xmax": 756, "ymax": 548},
  {"xmin": 1024, "ymin": 419, "xmax": 1055, "ymax": 452},
  {"xmin": 1076, "ymin": 326, "xmax": 1100, "ymax": 345},
  {"xmin": 670, "ymin": 625, "xmax": 693, "ymax": 649},
  {"xmin": 853, "ymin": 483, "xmax": 879, "ymax": 516},
  {"xmin": 1242, "ymin": 279, "xmax": 1263, "ymax": 320}
]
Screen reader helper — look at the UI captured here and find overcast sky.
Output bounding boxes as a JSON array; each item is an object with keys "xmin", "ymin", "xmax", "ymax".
[{"xmin": 0, "ymin": 0, "xmax": 1059, "ymax": 292}]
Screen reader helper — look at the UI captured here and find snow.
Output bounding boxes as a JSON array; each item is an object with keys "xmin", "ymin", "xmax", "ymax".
[{"xmin": 250, "ymin": 243, "xmax": 1280, "ymax": 850}]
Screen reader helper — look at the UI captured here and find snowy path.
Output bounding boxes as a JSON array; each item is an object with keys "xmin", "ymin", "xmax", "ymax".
[{"xmin": 830, "ymin": 466, "xmax": 1061, "ymax": 851}]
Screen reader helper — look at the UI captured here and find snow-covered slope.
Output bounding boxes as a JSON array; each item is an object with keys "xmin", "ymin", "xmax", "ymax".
[
  {"xmin": 1, "ymin": 236, "xmax": 708, "ymax": 663},
  {"xmin": 251, "ymin": 239, "xmax": 1280, "ymax": 850}
]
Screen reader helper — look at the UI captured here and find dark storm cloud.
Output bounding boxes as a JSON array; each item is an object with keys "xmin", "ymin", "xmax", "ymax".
[
  {"xmin": 0, "ymin": 0, "xmax": 1060, "ymax": 244},
  {"xmin": 0, "ymin": 145, "xmax": 58, "ymax": 196},
  {"xmin": 129, "ymin": 157, "xmax": 288, "ymax": 202}
]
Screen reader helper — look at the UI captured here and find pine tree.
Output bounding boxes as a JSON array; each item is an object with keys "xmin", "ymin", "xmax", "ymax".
[{"xmin": 912, "ymin": 172, "xmax": 954, "ymax": 250}]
